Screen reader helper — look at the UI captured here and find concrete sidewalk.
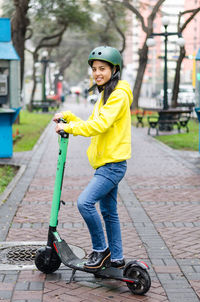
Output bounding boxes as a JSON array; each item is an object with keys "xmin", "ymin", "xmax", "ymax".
[{"xmin": 0, "ymin": 99, "xmax": 200, "ymax": 301}]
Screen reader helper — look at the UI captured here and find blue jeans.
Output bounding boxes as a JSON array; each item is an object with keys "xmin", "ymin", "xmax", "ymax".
[{"xmin": 77, "ymin": 161, "xmax": 127, "ymax": 261}]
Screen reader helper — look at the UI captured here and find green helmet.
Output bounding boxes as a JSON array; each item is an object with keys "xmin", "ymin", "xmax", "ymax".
[{"xmin": 88, "ymin": 46, "xmax": 122, "ymax": 72}]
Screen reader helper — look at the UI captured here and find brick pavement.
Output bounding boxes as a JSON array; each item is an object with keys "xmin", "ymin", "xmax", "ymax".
[{"xmin": 0, "ymin": 99, "xmax": 200, "ymax": 301}]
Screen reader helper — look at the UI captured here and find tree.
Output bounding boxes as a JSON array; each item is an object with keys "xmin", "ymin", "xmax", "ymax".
[
  {"xmin": 2, "ymin": 0, "xmax": 91, "ymax": 96},
  {"xmin": 171, "ymin": 7, "xmax": 200, "ymax": 107},
  {"xmin": 3, "ymin": 0, "xmax": 128, "ymax": 105},
  {"xmin": 100, "ymin": 0, "xmax": 127, "ymax": 53},
  {"xmin": 28, "ymin": 0, "xmax": 91, "ymax": 108},
  {"xmin": 109, "ymin": 0, "xmax": 166, "ymax": 108},
  {"xmin": 30, "ymin": 0, "xmax": 127, "ymax": 91},
  {"xmin": 11, "ymin": 0, "xmax": 31, "ymax": 88}
]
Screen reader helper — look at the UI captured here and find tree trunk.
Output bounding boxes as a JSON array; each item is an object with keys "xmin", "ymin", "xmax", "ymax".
[
  {"xmin": 11, "ymin": 0, "xmax": 30, "ymax": 89},
  {"xmin": 171, "ymin": 47, "xmax": 186, "ymax": 108},
  {"xmin": 29, "ymin": 66, "xmax": 37, "ymax": 111},
  {"xmin": 119, "ymin": 0, "xmax": 165, "ymax": 108},
  {"xmin": 132, "ymin": 43, "xmax": 148, "ymax": 109},
  {"xmin": 171, "ymin": 8, "xmax": 200, "ymax": 107},
  {"xmin": 28, "ymin": 51, "xmax": 39, "ymax": 111}
]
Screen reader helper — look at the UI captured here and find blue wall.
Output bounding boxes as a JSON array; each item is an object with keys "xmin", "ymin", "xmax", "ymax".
[{"xmin": 0, "ymin": 18, "xmax": 11, "ymax": 42}]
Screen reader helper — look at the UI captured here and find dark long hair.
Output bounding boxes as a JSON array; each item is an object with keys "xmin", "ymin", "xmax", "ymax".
[{"xmin": 102, "ymin": 65, "xmax": 120, "ymax": 104}]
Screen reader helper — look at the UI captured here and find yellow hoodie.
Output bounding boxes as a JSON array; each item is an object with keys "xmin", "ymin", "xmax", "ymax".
[{"xmin": 62, "ymin": 80, "xmax": 133, "ymax": 169}]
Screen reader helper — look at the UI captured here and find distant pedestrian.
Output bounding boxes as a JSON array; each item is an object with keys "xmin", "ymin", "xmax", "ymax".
[{"xmin": 83, "ymin": 88, "xmax": 88, "ymax": 106}]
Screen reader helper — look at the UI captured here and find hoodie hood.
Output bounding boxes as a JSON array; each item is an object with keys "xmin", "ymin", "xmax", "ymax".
[{"xmin": 114, "ymin": 80, "xmax": 133, "ymax": 106}]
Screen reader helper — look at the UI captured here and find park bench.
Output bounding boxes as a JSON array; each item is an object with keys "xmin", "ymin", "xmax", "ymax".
[
  {"xmin": 32, "ymin": 100, "xmax": 59, "ymax": 112},
  {"xmin": 177, "ymin": 114, "xmax": 190, "ymax": 133},
  {"xmin": 147, "ymin": 116, "xmax": 159, "ymax": 135},
  {"xmin": 177, "ymin": 102, "xmax": 195, "ymax": 110},
  {"xmin": 136, "ymin": 109, "xmax": 145, "ymax": 127},
  {"xmin": 147, "ymin": 112, "xmax": 191, "ymax": 135}
]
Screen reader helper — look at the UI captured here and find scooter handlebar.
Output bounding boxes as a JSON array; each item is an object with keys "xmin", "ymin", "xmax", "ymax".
[
  {"xmin": 57, "ymin": 118, "xmax": 69, "ymax": 138},
  {"xmin": 59, "ymin": 130, "xmax": 69, "ymax": 138}
]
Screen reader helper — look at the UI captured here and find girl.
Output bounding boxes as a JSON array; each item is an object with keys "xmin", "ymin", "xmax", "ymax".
[{"xmin": 53, "ymin": 46, "xmax": 133, "ymax": 271}]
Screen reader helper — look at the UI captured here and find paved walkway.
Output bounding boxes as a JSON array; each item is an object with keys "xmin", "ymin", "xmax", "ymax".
[{"xmin": 0, "ymin": 99, "xmax": 200, "ymax": 301}]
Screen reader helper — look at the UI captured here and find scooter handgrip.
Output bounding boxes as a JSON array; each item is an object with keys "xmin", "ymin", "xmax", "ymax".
[{"xmin": 59, "ymin": 130, "xmax": 69, "ymax": 138}]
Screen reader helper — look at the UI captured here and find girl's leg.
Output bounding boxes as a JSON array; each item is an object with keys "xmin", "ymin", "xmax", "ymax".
[
  {"xmin": 100, "ymin": 186, "xmax": 123, "ymax": 261},
  {"xmin": 77, "ymin": 174, "xmax": 116, "ymax": 251}
]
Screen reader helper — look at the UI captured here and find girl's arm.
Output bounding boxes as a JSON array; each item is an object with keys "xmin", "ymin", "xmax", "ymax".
[{"xmin": 63, "ymin": 91, "xmax": 127, "ymax": 137}]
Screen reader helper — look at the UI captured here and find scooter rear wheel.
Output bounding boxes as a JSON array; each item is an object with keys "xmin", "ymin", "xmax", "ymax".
[
  {"xmin": 35, "ymin": 247, "xmax": 61, "ymax": 274},
  {"xmin": 124, "ymin": 266, "xmax": 151, "ymax": 295}
]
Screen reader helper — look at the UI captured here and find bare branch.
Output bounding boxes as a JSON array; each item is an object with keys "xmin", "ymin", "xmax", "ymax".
[
  {"xmin": 148, "ymin": 0, "xmax": 165, "ymax": 28},
  {"xmin": 120, "ymin": 0, "xmax": 166, "ymax": 34},
  {"xmin": 34, "ymin": 25, "xmax": 67, "ymax": 55},
  {"xmin": 59, "ymin": 52, "xmax": 76, "ymax": 75},
  {"xmin": 122, "ymin": 0, "xmax": 147, "ymax": 32},
  {"xmin": 101, "ymin": 0, "xmax": 126, "ymax": 52},
  {"xmin": 179, "ymin": 7, "xmax": 200, "ymax": 32},
  {"xmin": 112, "ymin": 20, "xmax": 126, "ymax": 53},
  {"xmin": 25, "ymin": 28, "xmax": 33, "ymax": 40}
]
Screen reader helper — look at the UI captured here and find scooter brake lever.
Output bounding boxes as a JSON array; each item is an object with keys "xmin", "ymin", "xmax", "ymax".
[{"xmin": 57, "ymin": 118, "xmax": 67, "ymax": 124}]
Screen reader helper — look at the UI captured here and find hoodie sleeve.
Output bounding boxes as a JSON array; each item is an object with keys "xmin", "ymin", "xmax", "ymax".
[
  {"xmin": 63, "ymin": 90, "xmax": 128, "ymax": 137},
  {"xmin": 61, "ymin": 110, "xmax": 83, "ymax": 123},
  {"xmin": 62, "ymin": 108, "xmax": 95, "ymax": 123}
]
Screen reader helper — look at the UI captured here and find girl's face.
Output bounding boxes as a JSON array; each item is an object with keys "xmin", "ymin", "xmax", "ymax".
[{"xmin": 92, "ymin": 60, "xmax": 112, "ymax": 86}]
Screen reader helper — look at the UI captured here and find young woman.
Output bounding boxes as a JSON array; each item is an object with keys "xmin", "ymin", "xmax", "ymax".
[{"xmin": 53, "ymin": 46, "xmax": 133, "ymax": 271}]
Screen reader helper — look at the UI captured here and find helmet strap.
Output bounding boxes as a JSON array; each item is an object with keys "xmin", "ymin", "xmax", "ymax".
[
  {"xmin": 87, "ymin": 83, "xmax": 104, "ymax": 93},
  {"xmin": 88, "ymin": 83, "xmax": 98, "ymax": 93}
]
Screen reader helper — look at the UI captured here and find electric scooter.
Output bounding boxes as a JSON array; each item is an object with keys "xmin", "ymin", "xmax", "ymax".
[{"xmin": 35, "ymin": 120, "xmax": 151, "ymax": 295}]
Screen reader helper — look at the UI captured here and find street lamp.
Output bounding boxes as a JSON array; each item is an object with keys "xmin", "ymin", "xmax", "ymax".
[
  {"xmin": 146, "ymin": 17, "xmax": 185, "ymax": 110},
  {"xmin": 41, "ymin": 50, "xmax": 49, "ymax": 108}
]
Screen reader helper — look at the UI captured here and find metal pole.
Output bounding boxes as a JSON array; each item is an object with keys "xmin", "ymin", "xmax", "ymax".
[
  {"xmin": 163, "ymin": 25, "xmax": 168, "ymax": 110},
  {"xmin": 199, "ymin": 123, "xmax": 200, "ymax": 153},
  {"xmin": 42, "ymin": 60, "xmax": 47, "ymax": 102}
]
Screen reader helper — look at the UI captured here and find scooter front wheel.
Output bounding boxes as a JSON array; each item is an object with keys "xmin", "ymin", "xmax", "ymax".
[
  {"xmin": 35, "ymin": 247, "xmax": 61, "ymax": 274},
  {"xmin": 124, "ymin": 266, "xmax": 151, "ymax": 295}
]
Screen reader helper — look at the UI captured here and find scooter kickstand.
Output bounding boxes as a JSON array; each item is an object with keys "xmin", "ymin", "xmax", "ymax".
[{"xmin": 67, "ymin": 269, "xmax": 76, "ymax": 284}]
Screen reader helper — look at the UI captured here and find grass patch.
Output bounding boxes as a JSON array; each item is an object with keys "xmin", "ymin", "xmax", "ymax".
[
  {"xmin": 156, "ymin": 119, "xmax": 199, "ymax": 151},
  {"xmin": 131, "ymin": 113, "xmax": 199, "ymax": 151},
  {"xmin": 13, "ymin": 110, "xmax": 53, "ymax": 152},
  {"xmin": 0, "ymin": 165, "xmax": 18, "ymax": 194}
]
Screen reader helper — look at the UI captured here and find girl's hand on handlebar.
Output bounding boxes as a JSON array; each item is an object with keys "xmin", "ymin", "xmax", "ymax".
[
  {"xmin": 55, "ymin": 123, "xmax": 66, "ymax": 134},
  {"xmin": 53, "ymin": 112, "xmax": 64, "ymax": 123}
]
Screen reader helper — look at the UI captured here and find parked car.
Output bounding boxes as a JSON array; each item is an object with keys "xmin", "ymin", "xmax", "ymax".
[
  {"xmin": 156, "ymin": 89, "xmax": 172, "ymax": 107},
  {"xmin": 156, "ymin": 85, "xmax": 195, "ymax": 107},
  {"xmin": 177, "ymin": 85, "xmax": 195, "ymax": 104}
]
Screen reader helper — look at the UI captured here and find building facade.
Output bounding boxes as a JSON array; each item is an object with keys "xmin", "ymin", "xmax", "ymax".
[{"xmin": 123, "ymin": 0, "xmax": 200, "ymax": 97}]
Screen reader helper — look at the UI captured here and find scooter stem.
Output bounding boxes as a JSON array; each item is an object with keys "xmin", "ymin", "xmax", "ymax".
[{"xmin": 49, "ymin": 134, "xmax": 69, "ymax": 227}]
